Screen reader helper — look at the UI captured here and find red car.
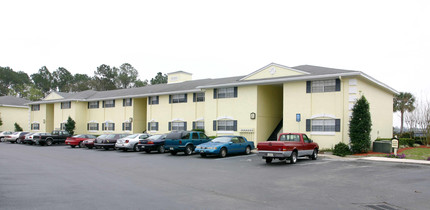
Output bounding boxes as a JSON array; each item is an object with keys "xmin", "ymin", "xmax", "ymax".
[{"xmin": 65, "ymin": 134, "xmax": 97, "ymax": 148}]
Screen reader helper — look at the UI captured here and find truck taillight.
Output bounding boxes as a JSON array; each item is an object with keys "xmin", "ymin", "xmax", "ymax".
[{"xmin": 283, "ymin": 147, "xmax": 287, "ymax": 151}]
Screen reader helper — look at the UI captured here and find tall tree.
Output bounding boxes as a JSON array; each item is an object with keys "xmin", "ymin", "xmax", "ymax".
[
  {"xmin": 150, "ymin": 72, "xmax": 168, "ymax": 85},
  {"xmin": 0, "ymin": 66, "xmax": 31, "ymax": 96},
  {"xmin": 53, "ymin": 67, "xmax": 73, "ymax": 92},
  {"xmin": 64, "ymin": 116, "xmax": 76, "ymax": 135},
  {"xmin": 350, "ymin": 96, "xmax": 372, "ymax": 153},
  {"xmin": 134, "ymin": 79, "xmax": 148, "ymax": 87},
  {"xmin": 0, "ymin": 114, "xmax": 3, "ymax": 127},
  {"xmin": 116, "ymin": 63, "xmax": 139, "ymax": 89},
  {"xmin": 14, "ymin": 123, "xmax": 23, "ymax": 132},
  {"xmin": 31, "ymin": 66, "xmax": 53, "ymax": 94},
  {"xmin": 92, "ymin": 64, "xmax": 118, "ymax": 91},
  {"xmin": 71, "ymin": 74, "xmax": 92, "ymax": 92},
  {"xmin": 393, "ymin": 92, "xmax": 415, "ymax": 134}
]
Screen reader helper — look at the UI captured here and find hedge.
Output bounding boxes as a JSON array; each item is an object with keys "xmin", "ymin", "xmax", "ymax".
[{"xmin": 375, "ymin": 138, "xmax": 414, "ymax": 147}]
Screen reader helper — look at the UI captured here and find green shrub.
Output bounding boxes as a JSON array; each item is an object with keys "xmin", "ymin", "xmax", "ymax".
[
  {"xmin": 375, "ymin": 138, "xmax": 414, "ymax": 147},
  {"xmin": 399, "ymin": 132, "xmax": 412, "ymax": 138},
  {"xmin": 14, "ymin": 123, "xmax": 23, "ymax": 131},
  {"xmin": 333, "ymin": 142, "xmax": 352, "ymax": 157}
]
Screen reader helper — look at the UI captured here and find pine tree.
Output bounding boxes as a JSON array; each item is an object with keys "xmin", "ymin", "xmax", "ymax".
[
  {"xmin": 349, "ymin": 96, "xmax": 372, "ymax": 153},
  {"xmin": 14, "ymin": 123, "xmax": 23, "ymax": 131},
  {"xmin": 65, "ymin": 116, "xmax": 76, "ymax": 135}
]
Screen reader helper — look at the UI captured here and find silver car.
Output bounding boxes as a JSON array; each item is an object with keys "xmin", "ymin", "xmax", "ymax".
[
  {"xmin": 115, "ymin": 133, "xmax": 150, "ymax": 152},
  {"xmin": 0, "ymin": 131, "xmax": 13, "ymax": 142}
]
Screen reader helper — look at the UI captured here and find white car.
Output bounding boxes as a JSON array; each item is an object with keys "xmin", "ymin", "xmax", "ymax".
[
  {"xmin": 24, "ymin": 132, "xmax": 49, "ymax": 145},
  {"xmin": 115, "ymin": 133, "xmax": 150, "ymax": 152},
  {"xmin": 0, "ymin": 131, "xmax": 13, "ymax": 142},
  {"xmin": 3, "ymin": 132, "xmax": 30, "ymax": 144}
]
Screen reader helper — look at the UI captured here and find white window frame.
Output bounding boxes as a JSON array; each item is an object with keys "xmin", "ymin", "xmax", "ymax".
[
  {"xmin": 149, "ymin": 122, "xmax": 158, "ymax": 131},
  {"xmin": 195, "ymin": 121, "xmax": 204, "ymax": 130},
  {"xmin": 311, "ymin": 119, "xmax": 336, "ymax": 132},
  {"xmin": 31, "ymin": 123, "xmax": 40, "ymax": 130},
  {"xmin": 196, "ymin": 92, "xmax": 205, "ymax": 102},
  {"xmin": 104, "ymin": 122, "xmax": 115, "ymax": 131},
  {"xmin": 88, "ymin": 101, "xmax": 99, "ymax": 109},
  {"xmin": 124, "ymin": 98, "xmax": 132, "ymax": 106},
  {"xmin": 311, "ymin": 79, "xmax": 336, "ymax": 93},
  {"xmin": 149, "ymin": 96, "xmax": 159, "ymax": 105},
  {"xmin": 123, "ymin": 122, "xmax": 132, "ymax": 131},
  {"xmin": 88, "ymin": 123, "xmax": 98, "ymax": 131},
  {"xmin": 61, "ymin": 102, "xmax": 71, "ymax": 109},
  {"xmin": 31, "ymin": 104, "xmax": 40, "ymax": 111},
  {"xmin": 60, "ymin": 123, "xmax": 66, "ymax": 130},
  {"xmin": 104, "ymin": 100, "xmax": 115, "ymax": 108},
  {"xmin": 217, "ymin": 87, "xmax": 235, "ymax": 98},
  {"xmin": 172, "ymin": 94, "xmax": 187, "ymax": 103},
  {"xmin": 217, "ymin": 120, "xmax": 235, "ymax": 131},
  {"xmin": 171, "ymin": 122, "xmax": 186, "ymax": 131}
]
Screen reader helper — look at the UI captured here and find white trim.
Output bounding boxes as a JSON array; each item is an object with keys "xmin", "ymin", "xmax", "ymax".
[
  {"xmin": 217, "ymin": 131, "xmax": 235, "ymax": 134},
  {"xmin": 240, "ymin": 63, "xmax": 310, "ymax": 81},
  {"xmin": 194, "ymin": 117, "xmax": 204, "ymax": 121},
  {"xmin": 349, "ymin": 86, "xmax": 357, "ymax": 94},
  {"xmin": 216, "ymin": 116, "xmax": 235, "ymax": 120},
  {"xmin": 310, "ymin": 114, "xmax": 336, "ymax": 119},
  {"xmin": 31, "ymin": 121, "xmax": 40, "ymax": 124},
  {"xmin": 88, "ymin": 120, "xmax": 98, "ymax": 123},
  {"xmin": 311, "ymin": 132, "xmax": 335, "ymax": 136},
  {"xmin": 103, "ymin": 120, "xmax": 114, "ymax": 123},
  {"xmin": 149, "ymin": 119, "xmax": 157, "ymax": 123},
  {"xmin": 171, "ymin": 118, "xmax": 185, "ymax": 122},
  {"xmin": 0, "ymin": 104, "xmax": 29, "ymax": 108}
]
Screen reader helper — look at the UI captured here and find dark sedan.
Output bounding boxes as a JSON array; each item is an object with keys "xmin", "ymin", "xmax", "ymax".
[
  {"xmin": 137, "ymin": 134, "xmax": 167, "ymax": 153},
  {"xmin": 94, "ymin": 134, "xmax": 129, "ymax": 150}
]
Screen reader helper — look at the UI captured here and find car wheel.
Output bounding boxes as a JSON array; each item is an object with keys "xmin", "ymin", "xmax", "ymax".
[
  {"xmin": 184, "ymin": 145, "xmax": 193, "ymax": 156},
  {"xmin": 16, "ymin": 139, "xmax": 22, "ymax": 144},
  {"xmin": 133, "ymin": 144, "xmax": 139, "ymax": 152},
  {"xmin": 46, "ymin": 139, "xmax": 53, "ymax": 146},
  {"xmin": 265, "ymin": 158, "xmax": 273, "ymax": 164},
  {"xmin": 70, "ymin": 145, "xmax": 76, "ymax": 148},
  {"xmin": 200, "ymin": 153, "xmax": 206, "ymax": 157},
  {"xmin": 245, "ymin": 146, "xmax": 251, "ymax": 155},
  {"xmin": 157, "ymin": 145, "xmax": 165, "ymax": 153},
  {"xmin": 145, "ymin": 149, "xmax": 151, "ymax": 153},
  {"xmin": 170, "ymin": 151, "xmax": 177, "ymax": 155},
  {"xmin": 79, "ymin": 142, "xmax": 84, "ymax": 148},
  {"xmin": 311, "ymin": 149, "xmax": 318, "ymax": 160},
  {"xmin": 87, "ymin": 146, "xmax": 93, "ymax": 149},
  {"xmin": 290, "ymin": 151, "xmax": 298, "ymax": 164},
  {"xmin": 104, "ymin": 147, "xmax": 109, "ymax": 150},
  {"xmin": 219, "ymin": 148, "xmax": 227, "ymax": 158}
]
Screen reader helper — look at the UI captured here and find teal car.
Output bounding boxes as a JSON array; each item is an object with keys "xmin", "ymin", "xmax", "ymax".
[{"xmin": 194, "ymin": 136, "xmax": 254, "ymax": 158}]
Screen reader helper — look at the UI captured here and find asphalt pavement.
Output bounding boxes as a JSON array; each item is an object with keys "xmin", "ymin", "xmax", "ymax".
[{"xmin": 1, "ymin": 143, "xmax": 430, "ymax": 210}]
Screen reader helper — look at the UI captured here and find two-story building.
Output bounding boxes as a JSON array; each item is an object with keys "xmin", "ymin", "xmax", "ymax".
[
  {"xmin": 27, "ymin": 63, "xmax": 397, "ymax": 149},
  {"xmin": 0, "ymin": 96, "xmax": 30, "ymax": 131}
]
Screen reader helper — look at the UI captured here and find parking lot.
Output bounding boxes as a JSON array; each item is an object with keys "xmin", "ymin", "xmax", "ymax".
[{"xmin": 1, "ymin": 143, "xmax": 430, "ymax": 210}]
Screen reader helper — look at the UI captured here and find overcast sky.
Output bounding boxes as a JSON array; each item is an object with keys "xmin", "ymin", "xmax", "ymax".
[{"xmin": 1, "ymin": 0, "xmax": 429, "ymax": 126}]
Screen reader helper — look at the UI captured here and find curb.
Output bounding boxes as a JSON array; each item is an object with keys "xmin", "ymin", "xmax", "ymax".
[{"xmin": 359, "ymin": 157, "xmax": 430, "ymax": 166}]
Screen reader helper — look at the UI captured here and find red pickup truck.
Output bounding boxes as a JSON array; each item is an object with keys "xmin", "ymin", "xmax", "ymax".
[{"xmin": 257, "ymin": 133, "xmax": 319, "ymax": 164}]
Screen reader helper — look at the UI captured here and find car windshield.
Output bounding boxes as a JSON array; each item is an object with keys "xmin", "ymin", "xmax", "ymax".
[
  {"xmin": 146, "ymin": 135, "xmax": 162, "ymax": 140},
  {"xmin": 126, "ymin": 134, "xmax": 138, "ymax": 139},
  {"xmin": 211, "ymin": 137, "xmax": 232, "ymax": 143},
  {"xmin": 97, "ymin": 134, "xmax": 108, "ymax": 139},
  {"xmin": 106, "ymin": 134, "xmax": 117, "ymax": 139},
  {"xmin": 73, "ymin": 135, "xmax": 85, "ymax": 138},
  {"xmin": 12, "ymin": 132, "xmax": 18, "ymax": 135}
]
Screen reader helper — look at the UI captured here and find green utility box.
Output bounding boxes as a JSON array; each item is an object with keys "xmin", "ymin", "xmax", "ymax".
[{"xmin": 373, "ymin": 141, "xmax": 392, "ymax": 153}]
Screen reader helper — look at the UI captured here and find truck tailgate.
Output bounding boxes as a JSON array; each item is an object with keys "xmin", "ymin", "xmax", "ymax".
[{"xmin": 257, "ymin": 142, "xmax": 286, "ymax": 151}]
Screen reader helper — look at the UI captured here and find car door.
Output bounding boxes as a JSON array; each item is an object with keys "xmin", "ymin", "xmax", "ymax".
[
  {"xmin": 302, "ymin": 134, "xmax": 314, "ymax": 156},
  {"xmin": 229, "ymin": 137, "xmax": 241, "ymax": 154}
]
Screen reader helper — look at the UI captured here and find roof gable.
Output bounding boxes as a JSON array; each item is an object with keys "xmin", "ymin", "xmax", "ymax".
[
  {"xmin": 43, "ymin": 92, "xmax": 67, "ymax": 101},
  {"xmin": 240, "ymin": 63, "xmax": 309, "ymax": 81}
]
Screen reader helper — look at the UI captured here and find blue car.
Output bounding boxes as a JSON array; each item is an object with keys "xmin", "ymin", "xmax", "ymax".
[{"xmin": 194, "ymin": 136, "xmax": 255, "ymax": 158}]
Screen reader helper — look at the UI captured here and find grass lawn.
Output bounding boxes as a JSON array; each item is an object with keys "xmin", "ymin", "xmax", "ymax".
[{"xmin": 400, "ymin": 148, "xmax": 430, "ymax": 160}]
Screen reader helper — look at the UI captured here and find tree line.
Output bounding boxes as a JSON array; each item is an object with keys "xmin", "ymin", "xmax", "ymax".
[{"xmin": 0, "ymin": 63, "xmax": 168, "ymax": 101}]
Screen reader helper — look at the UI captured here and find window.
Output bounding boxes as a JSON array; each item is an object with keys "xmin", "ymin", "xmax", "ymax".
[
  {"xmin": 170, "ymin": 94, "xmax": 187, "ymax": 103},
  {"xmin": 88, "ymin": 101, "xmax": 99, "ymax": 109},
  {"xmin": 87, "ymin": 123, "xmax": 99, "ymax": 131},
  {"xmin": 148, "ymin": 122, "xmax": 159, "ymax": 131},
  {"xmin": 214, "ymin": 87, "xmax": 237, "ymax": 99},
  {"xmin": 103, "ymin": 100, "xmax": 115, "ymax": 108},
  {"xmin": 60, "ymin": 123, "xmax": 66, "ymax": 130},
  {"xmin": 200, "ymin": 133, "xmax": 208, "ymax": 139},
  {"xmin": 279, "ymin": 134, "xmax": 301, "ymax": 142},
  {"xmin": 148, "ymin": 96, "xmax": 159, "ymax": 105},
  {"xmin": 307, "ymin": 79, "xmax": 340, "ymax": 93},
  {"xmin": 102, "ymin": 123, "xmax": 115, "ymax": 131},
  {"xmin": 61, "ymin": 101, "xmax": 71, "ymax": 109},
  {"xmin": 31, "ymin": 104, "xmax": 40, "ymax": 111},
  {"xmin": 123, "ymin": 98, "xmax": 132, "ymax": 107},
  {"xmin": 213, "ymin": 120, "xmax": 237, "ymax": 131},
  {"xmin": 122, "ymin": 122, "xmax": 132, "ymax": 131},
  {"xmin": 306, "ymin": 119, "xmax": 341, "ymax": 132},
  {"xmin": 193, "ymin": 92, "xmax": 205, "ymax": 102},
  {"xmin": 31, "ymin": 123, "xmax": 40, "ymax": 130},
  {"xmin": 192, "ymin": 133, "xmax": 199, "ymax": 139},
  {"xmin": 193, "ymin": 121, "xmax": 204, "ymax": 130},
  {"xmin": 169, "ymin": 122, "xmax": 187, "ymax": 131}
]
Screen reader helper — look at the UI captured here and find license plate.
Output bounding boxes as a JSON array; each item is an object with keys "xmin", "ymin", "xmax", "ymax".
[
  {"xmin": 141, "ymin": 146, "xmax": 145, "ymax": 148},
  {"xmin": 170, "ymin": 147, "xmax": 174, "ymax": 150},
  {"xmin": 267, "ymin": 153, "xmax": 274, "ymax": 157}
]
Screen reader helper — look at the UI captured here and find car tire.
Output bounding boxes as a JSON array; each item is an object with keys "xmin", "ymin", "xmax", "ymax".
[
  {"xmin": 184, "ymin": 145, "xmax": 193, "ymax": 156},
  {"xmin": 290, "ymin": 151, "xmax": 298, "ymax": 164},
  {"xmin": 200, "ymin": 153, "xmax": 206, "ymax": 157},
  {"xmin": 46, "ymin": 139, "xmax": 53, "ymax": 146},
  {"xmin": 170, "ymin": 151, "xmax": 177, "ymax": 155},
  {"xmin": 16, "ymin": 139, "xmax": 22, "ymax": 144},
  {"xmin": 70, "ymin": 145, "xmax": 76, "ymax": 148},
  {"xmin": 79, "ymin": 142, "xmax": 85, "ymax": 148},
  {"xmin": 311, "ymin": 149, "xmax": 318, "ymax": 160},
  {"xmin": 265, "ymin": 158, "xmax": 273, "ymax": 164},
  {"xmin": 219, "ymin": 148, "xmax": 227, "ymax": 158},
  {"xmin": 157, "ymin": 145, "xmax": 165, "ymax": 153},
  {"xmin": 104, "ymin": 147, "xmax": 109, "ymax": 150},
  {"xmin": 87, "ymin": 146, "xmax": 93, "ymax": 149},
  {"xmin": 245, "ymin": 146, "xmax": 251, "ymax": 155},
  {"xmin": 133, "ymin": 144, "xmax": 139, "ymax": 152}
]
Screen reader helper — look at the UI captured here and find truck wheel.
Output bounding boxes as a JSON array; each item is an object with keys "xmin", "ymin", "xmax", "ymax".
[
  {"xmin": 157, "ymin": 145, "xmax": 165, "ymax": 153},
  {"xmin": 46, "ymin": 139, "xmax": 53, "ymax": 146},
  {"xmin": 290, "ymin": 151, "xmax": 298, "ymax": 164},
  {"xmin": 133, "ymin": 144, "xmax": 139, "ymax": 152},
  {"xmin": 70, "ymin": 145, "xmax": 76, "ymax": 148},
  {"xmin": 245, "ymin": 146, "xmax": 251, "ymax": 155},
  {"xmin": 265, "ymin": 158, "xmax": 273, "ymax": 164},
  {"xmin": 170, "ymin": 151, "xmax": 177, "ymax": 155},
  {"xmin": 184, "ymin": 145, "xmax": 193, "ymax": 156},
  {"xmin": 79, "ymin": 142, "xmax": 84, "ymax": 148},
  {"xmin": 311, "ymin": 149, "xmax": 318, "ymax": 160},
  {"xmin": 219, "ymin": 148, "xmax": 227, "ymax": 158}
]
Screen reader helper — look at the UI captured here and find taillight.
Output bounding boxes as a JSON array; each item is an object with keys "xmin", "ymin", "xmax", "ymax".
[
  {"xmin": 147, "ymin": 141, "xmax": 154, "ymax": 144},
  {"xmin": 282, "ymin": 147, "xmax": 287, "ymax": 151},
  {"xmin": 125, "ymin": 140, "xmax": 129, "ymax": 143},
  {"xmin": 179, "ymin": 140, "xmax": 182, "ymax": 144}
]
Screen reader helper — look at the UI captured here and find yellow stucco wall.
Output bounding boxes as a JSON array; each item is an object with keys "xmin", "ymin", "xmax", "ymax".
[
  {"xmin": 133, "ymin": 98, "xmax": 147, "ymax": 133},
  {"xmin": 43, "ymin": 92, "xmax": 64, "ymax": 101},
  {"xmin": 256, "ymin": 85, "xmax": 283, "ymax": 142},
  {"xmin": 244, "ymin": 65, "xmax": 306, "ymax": 80},
  {"xmin": 167, "ymin": 72, "xmax": 192, "ymax": 84},
  {"xmin": 0, "ymin": 106, "xmax": 29, "ymax": 131}
]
